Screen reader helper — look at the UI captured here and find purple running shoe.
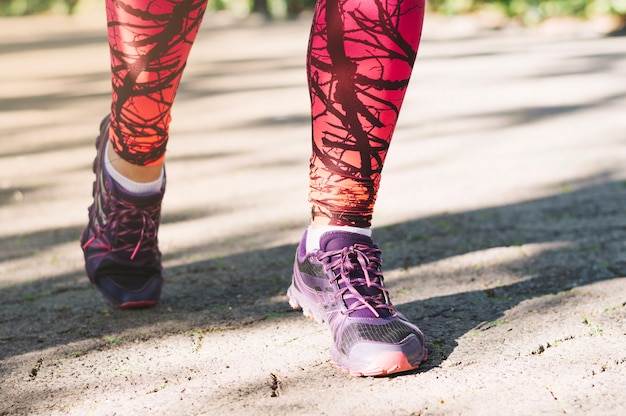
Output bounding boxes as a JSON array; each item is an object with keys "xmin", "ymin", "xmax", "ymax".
[
  {"xmin": 288, "ymin": 230, "xmax": 427, "ymax": 376},
  {"xmin": 80, "ymin": 116, "xmax": 164, "ymax": 309}
]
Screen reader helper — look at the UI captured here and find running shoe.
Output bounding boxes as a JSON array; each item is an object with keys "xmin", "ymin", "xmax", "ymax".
[
  {"xmin": 288, "ymin": 230, "xmax": 427, "ymax": 376},
  {"xmin": 80, "ymin": 116, "xmax": 165, "ymax": 308}
]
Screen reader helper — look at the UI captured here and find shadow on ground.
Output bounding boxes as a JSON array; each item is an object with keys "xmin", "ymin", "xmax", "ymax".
[{"xmin": 2, "ymin": 175, "xmax": 624, "ymax": 372}]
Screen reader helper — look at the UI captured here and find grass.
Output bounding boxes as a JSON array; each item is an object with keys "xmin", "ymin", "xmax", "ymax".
[
  {"xmin": 112, "ymin": 366, "xmax": 134, "ymax": 375},
  {"xmin": 582, "ymin": 315, "xmax": 604, "ymax": 337},
  {"xmin": 603, "ymin": 304, "xmax": 623, "ymax": 312},
  {"xmin": 429, "ymin": 340, "xmax": 445, "ymax": 357},
  {"xmin": 204, "ymin": 303, "xmax": 230, "ymax": 312},
  {"xmin": 588, "ymin": 327, "xmax": 604, "ymax": 337},
  {"xmin": 19, "ymin": 292, "xmax": 51, "ymax": 302},
  {"xmin": 545, "ymin": 214, "xmax": 572, "ymax": 222},
  {"xmin": 265, "ymin": 312, "xmax": 286, "ymax": 319},
  {"xmin": 546, "ymin": 335, "xmax": 575, "ymax": 348},
  {"xmin": 436, "ymin": 219, "xmax": 454, "ymax": 234}
]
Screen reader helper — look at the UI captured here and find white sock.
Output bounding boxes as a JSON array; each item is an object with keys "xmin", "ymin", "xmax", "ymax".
[
  {"xmin": 104, "ymin": 145, "xmax": 164, "ymax": 195},
  {"xmin": 305, "ymin": 224, "xmax": 372, "ymax": 253}
]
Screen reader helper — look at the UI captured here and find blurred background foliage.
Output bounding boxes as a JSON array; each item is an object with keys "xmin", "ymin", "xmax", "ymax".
[
  {"xmin": 0, "ymin": 0, "xmax": 625, "ymax": 23},
  {"xmin": 431, "ymin": 0, "xmax": 626, "ymax": 25}
]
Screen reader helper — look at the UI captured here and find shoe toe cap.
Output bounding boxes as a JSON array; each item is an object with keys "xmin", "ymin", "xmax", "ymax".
[{"xmin": 94, "ymin": 271, "xmax": 163, "ymax": 309}]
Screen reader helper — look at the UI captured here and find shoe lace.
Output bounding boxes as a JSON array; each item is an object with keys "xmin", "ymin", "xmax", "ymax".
[
  {"xmin": 319, "ymin": 244, "xmax": 395, "ymax": 317},
  {"xmin": 82, "ymin": 192, "xmax": 160, "ymax": 260}
]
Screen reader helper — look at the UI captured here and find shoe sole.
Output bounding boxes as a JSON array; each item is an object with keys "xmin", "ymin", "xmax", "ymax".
[
  {"xmin": 331, "ymin": 335, "xmax": 428, "ymax": 377},
  {"xmin": 119, "ymin": 300, "xmax": 157, "ymax": 309},
  {"xmin": 287, "ymin": 282, "xmax": 428, "ymax": 377}
]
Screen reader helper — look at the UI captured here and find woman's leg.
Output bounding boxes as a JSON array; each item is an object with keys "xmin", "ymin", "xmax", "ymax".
[
  {"xmin": 81, "ymin": 0, "xmax": 207, "ymax": 308},
  {"xmin": 307, "ymin": 0, "xmax": 424, "ymax": 228},
  {"xmin": 107, "ymin": 0, "xmax": 207, "ymax": 177},
  {"xmin": 289, "ymin": 0, "xmax": 428, "ymax": 376}
]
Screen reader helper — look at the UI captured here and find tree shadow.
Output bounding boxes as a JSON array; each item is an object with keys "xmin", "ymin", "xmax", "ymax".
[{"xmin": 1, "ymin": 176, "xmax": 624, "ymax": 369}]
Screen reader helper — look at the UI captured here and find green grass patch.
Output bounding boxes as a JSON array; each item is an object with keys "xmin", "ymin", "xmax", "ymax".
[
  {"xmin": 19, "ymin": 291, "xmax": 51, "ymax": 302},
  {"xmin": 265, "ymin": 312, "xmax": 286, "ymax": 319},
  {"xmin": 604, "ymin": 304, "xmax": 623, "ymax": 312},
  {"xmin": 582, "ymin": 316, "xmax": 604, "ymax": 337}
]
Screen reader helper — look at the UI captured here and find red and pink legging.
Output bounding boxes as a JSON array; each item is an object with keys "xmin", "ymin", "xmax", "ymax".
[{"xmin": 106, "ymin": 0, "xmax": 425, "ymax": 228}]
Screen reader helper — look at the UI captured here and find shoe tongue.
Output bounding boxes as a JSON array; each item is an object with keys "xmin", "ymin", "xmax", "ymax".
[
  {"xmin": 114, "ymin": 181, "xmax": 164, "ymax": 208},
  {"xmin": 319, "ymin": 231, "xmax": 373, "ymax": 252}
]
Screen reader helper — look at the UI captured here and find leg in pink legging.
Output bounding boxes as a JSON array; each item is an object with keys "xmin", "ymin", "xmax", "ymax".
[
  {"xmin": 307, "ymin": 0, "xmax": 425, "ymax": 228},
  {"xmin": 81, "ymin": 0, "xmax": 208, "ymax": 308},
  {"xmin": 289, "ymin": 0, "xmax": 428, "ymax": 377},
  {"xmin": 107, "ymin": 0, "xmax": 207, "ymax": 168}
]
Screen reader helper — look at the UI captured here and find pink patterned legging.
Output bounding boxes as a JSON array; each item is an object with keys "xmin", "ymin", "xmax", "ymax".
[{"xmin": 106, "ymin": 0, "xmax": 425, "ymax": 227}]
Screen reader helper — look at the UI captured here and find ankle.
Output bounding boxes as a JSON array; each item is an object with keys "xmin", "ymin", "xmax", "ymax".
[
  {"xmin": 105, "ymin": 143, "xmax": 164, "ymax": 195},
  {"xmin": 107, "ymin": 141, "xmax": 163, "ymax": 183}
]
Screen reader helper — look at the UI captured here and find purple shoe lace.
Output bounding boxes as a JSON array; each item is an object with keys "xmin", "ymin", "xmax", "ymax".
[
  {"xmin": 82, "ymin": 190, "xmax": 160, "ymax": 261},
  {"xmin": 319, "ymin": 243, "xmax": 395, "ymax": 318}
]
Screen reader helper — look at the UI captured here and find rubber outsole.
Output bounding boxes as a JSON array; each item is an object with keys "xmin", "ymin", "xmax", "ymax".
[
  {"xmin": 287, "ymin": 283, "xmax": 428, "ymax": 377},
  {"xmin": 118, "ymin": 300, "xmax": 158, "ymax": 309}
]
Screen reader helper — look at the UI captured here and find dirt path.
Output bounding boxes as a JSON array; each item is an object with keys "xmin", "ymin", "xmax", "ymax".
[{"xmin": 1, "ymin": 10, "xmax": 625, "ymax": 416}]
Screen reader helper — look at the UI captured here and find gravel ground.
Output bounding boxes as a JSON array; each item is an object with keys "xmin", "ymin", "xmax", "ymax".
[{"xmin": 1, "ymin": 9, "xmax": 625, "ymax": 416}]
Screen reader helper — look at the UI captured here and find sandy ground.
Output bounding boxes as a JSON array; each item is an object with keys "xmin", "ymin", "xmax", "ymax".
[{"xmin": 1, "ymin": 8, "xmax": 626, "ymax": 416}]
